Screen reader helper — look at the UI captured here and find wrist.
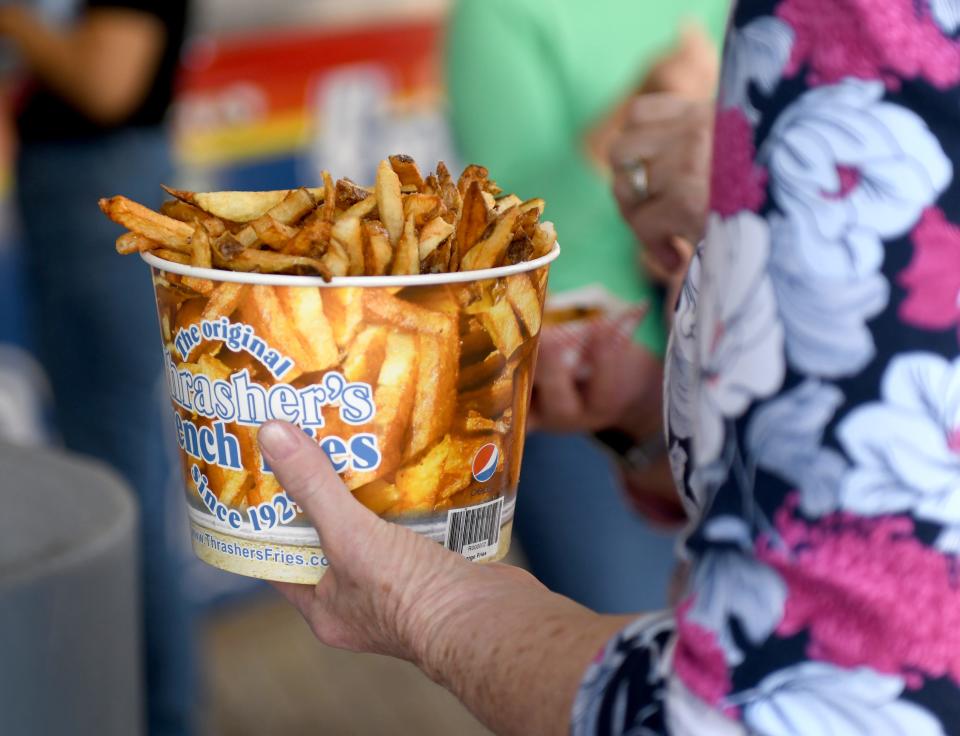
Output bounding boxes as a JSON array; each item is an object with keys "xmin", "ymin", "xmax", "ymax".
[
  {"xmin": 406, "ymin": 565, "xmax": 590, "ymax": 686},
  {"xmin": 404, "ymin": 565, "xmax": 502, "ymax": 682}
]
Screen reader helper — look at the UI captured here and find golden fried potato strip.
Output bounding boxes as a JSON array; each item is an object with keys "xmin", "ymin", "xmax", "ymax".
[
  {"xmin": 375, "ymin": 159, "xmax": 404, "ymax": 247},
  {"xmin": 116, "ymin": 231, "xmax": 160, "ymax": 255},
  {"xmin": 182, "ymin": 223, "xmax": 214, "ymax": 295},
  {"xmin": 390, "ymin": 214, "xmax": 419, "ymax": 275},
  {"xmin": 418, "ymin": 216, "xmax": 455, "ymax": 261},
  {"xmin": 332, "ymin": 217, "xmax": 365, "ymax": 277},
  {"xmin": 454, "ymin": 180, "xmax": 489, "ymax": 264},
  {"xmin": 160, "ymin": 200, "xmax": 227, "ymax": 238},
  {"xmin": 532, "ymin": 222, "xmax": 557, "ymax": 258},
  {"xmin": 461, "ymin": 207, "xmax": 523, "ymax": 271},
  {"xmin": 335, "ymin": 178, "xmax": 372, "ymax": 209},
  {"xmin": 100, "ymin": 196, "xmax": 194, "ymax": 252},
  {"xmin": 362, "ymin": 221, "xmax": 393, "ymax": 275},
  {"xmin": 153, "ymin": 248, "xmax": 191, "ymax": 264},
  {"xmin": 220, "ymin": 249, "xmax": 330, "ymax": 277},
  {"xmin": 252, "ymin": 216, "xmax": 299, "ymax": 248},
  {"xmin": 389, "ymin": 153, "xmax": 425, "ymax": 190},
  {"xmin": 162, "ymin": 186, "xmax": 324, "ymax": 222}
]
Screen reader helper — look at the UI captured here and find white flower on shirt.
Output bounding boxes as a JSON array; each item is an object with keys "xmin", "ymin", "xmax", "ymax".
[
  {"xmin": 686, "ymin": 518, "xmax": 786, "ymax": 666},
  {"xmin": 767, "ymin": 215, "xmax": 889, "ymax": 378},
  {"xmin": 837, "ymin": 353, "xmax": 960, "ymax": 532},
  {"xmin": 665, "ymin": 248, "xmax": 701, "ymax": 442},
  {"xmin": 693, "ymin": 213, "xmax": 786, "ymax": 467},
  {"xmin": 720, "ymin": 16, "xmax": 795, "ymax": 124},
  {"xmin": 665, "ymin": 675, "xmax": 746, "ymax": 736},
  {"xmin": 762, "ymin": 79, "xmax": 952, "ymax": 281},
  {"xmin": 742, "ymin": 663, "xmax": 944, "ymax": 736},
  {"xmin": 746, "ymin": 380, "xmax": 848, "ymax": 517},
  {"xmin": 930, "ymin": 0, "xmax": 960, "ymax": 35}
]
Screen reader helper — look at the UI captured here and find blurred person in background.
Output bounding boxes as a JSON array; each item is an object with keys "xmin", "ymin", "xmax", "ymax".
[
  {"xmin": 0, "ymin": 1, "xmax": 194, "ymax": 734},
  {"xmin": 445, "ymin": 0, "xmax": 729, "ymax": 613}
]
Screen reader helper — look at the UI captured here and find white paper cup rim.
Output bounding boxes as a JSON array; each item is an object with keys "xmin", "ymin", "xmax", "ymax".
[{"xmin": 142, "ymin": 242, "xmax": 559, "ymax": 288}]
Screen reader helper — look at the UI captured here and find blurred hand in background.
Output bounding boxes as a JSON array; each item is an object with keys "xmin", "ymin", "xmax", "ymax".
[
  {"xmin": 0, "ymin": 4, "xmax": 165, "ymax": 124},
  {"xmin": 638, "ymin": 24, "xmax": 719, "ymax": 98},
  {"xmin": 610, "ymin": 26, "xmax": 718, "ymax": 308},
  {"xmin": 528, "ymin": 310, "xmax": 655, "ymax": 434},
  {"xmin": 584, "ymin": 24, "xmax": 717, "ymax": 174},
  {"xmin": 610, "ymin": 95, "xmax": 713, "ymax": 297}
]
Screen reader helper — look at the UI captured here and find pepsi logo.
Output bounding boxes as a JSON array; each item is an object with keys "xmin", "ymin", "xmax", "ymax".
[{"xmin": 472, "ymin": 443, "xmax": 499, "ymax": 483}]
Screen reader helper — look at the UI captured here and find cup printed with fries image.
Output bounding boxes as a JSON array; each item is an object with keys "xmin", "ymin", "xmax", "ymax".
[{"xmin": 100, "ymin": 156, "xmax": 558, "ymax": 583}]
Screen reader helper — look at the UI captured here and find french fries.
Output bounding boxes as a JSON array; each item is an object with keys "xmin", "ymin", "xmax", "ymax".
[
  {"xmin": 100, "ymin": 196, "xmax": 194, "ymax": 252},
  {"xmin": 418, "ymin": 217, "xmax": 456, "ymax": 261},
  {"xmin": 332, "ymin": 216, "xmax": 365, "ymax": 277},
  {"xmin": 133, "ymin": 156, "xmax": 556, "ymax": 519},
  {"xmin": 101, "ymin": 156, "xmax": 554, "ymax": 279},
  {"xmin": 389, "ymin": 153, "xmax": 426, "ymax": 190},
  {"xmin": 376, "ymin": 159, "xmax": 405, "ymax": 247},
  {"xmin": 363, "ymin": 221, "xmax": 393, "ymax": 275},
  {"xmin": 116, "ymin": 231, "xmax": 160, "ymax": 255},
  {"xmin": 461, "ymin": 207, "xmax": 523, "ymax": 271},
  {"xmin": 183, "ymin": 224, "xmax": 214, "ymax": 295},
  {"xmin": 391, "ymin": 215, "xmax": 420, "ymax": 276}
]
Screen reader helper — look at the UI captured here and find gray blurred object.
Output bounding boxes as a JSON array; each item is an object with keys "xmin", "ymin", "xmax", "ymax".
[
  {"xmin": 0, "ymin": 344, "xmax": 55, "ymax": 446},
  {"xmin": 0, "ymin": 444, "xmax": 143, "ymax": 736}
]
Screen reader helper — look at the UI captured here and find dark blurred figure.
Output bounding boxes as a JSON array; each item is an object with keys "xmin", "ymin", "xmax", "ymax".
[{"xmin": 0, "ymin": 2, "xmax": 194, "ymax": 734}]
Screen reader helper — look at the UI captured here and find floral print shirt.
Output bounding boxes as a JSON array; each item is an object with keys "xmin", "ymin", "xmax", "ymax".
[{"xmin": 572, "ymin": 1, "xmax": 960, "ymax": 734}]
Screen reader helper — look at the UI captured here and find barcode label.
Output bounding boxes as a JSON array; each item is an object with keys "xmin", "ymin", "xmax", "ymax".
[{"xmin": 444, "ymin": 498, "xmax": 504, "ymax": 561}]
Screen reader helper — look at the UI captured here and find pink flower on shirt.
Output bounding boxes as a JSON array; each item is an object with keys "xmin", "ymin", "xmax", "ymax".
[
  {"xmin": 710, "ymin": 108, "xmax": 768, "ymax": 216},
  {"xmin": 899, "ymin": 207, "xmax": 960, "ymax": 339},
  {"xmin": 757, "ymin": 495, "xmax": 960, "ymax": 688},
  {"xmin": 776, "ymin": 0, "xmax": 960, "ymax": 90},
  {"xmin": 674, "ymin": 599, "xmax": 736, "ymax": 713}
]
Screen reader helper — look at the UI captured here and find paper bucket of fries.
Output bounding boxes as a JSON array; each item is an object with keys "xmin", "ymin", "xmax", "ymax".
[{"xmin": 104, "ymin": 157, "xmax": 558, "ymax": 583}]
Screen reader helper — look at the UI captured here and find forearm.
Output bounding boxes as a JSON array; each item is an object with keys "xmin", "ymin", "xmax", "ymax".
[
  {"xmin": 0, "ymin": 7, "xmax": 163, "ymax": 124},
  {"xmin": 412, "ymin": 567, "xmax": 632, "ymax": 736}
]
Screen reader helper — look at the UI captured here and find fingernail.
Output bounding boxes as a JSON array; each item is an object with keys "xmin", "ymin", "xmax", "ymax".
[{"xmin": 258, "ymin": 421, "xmax": 301, "ymax": 462}]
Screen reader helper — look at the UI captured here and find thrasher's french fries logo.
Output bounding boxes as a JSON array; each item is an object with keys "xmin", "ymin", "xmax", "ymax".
[{"xmin": 152, "ymin": 269, "xmax": 547, "ymax": 522}]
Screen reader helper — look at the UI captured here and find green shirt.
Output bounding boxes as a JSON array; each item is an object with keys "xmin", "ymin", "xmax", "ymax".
[{"xmin": 446, "ymin": 0, "xmax": 729, "ymax": 354}]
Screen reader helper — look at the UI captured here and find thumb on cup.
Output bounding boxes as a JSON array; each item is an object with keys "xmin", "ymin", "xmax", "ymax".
[{"xmin": 258, "ymin": 420, "xmax": 376, "ymax": 549}]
